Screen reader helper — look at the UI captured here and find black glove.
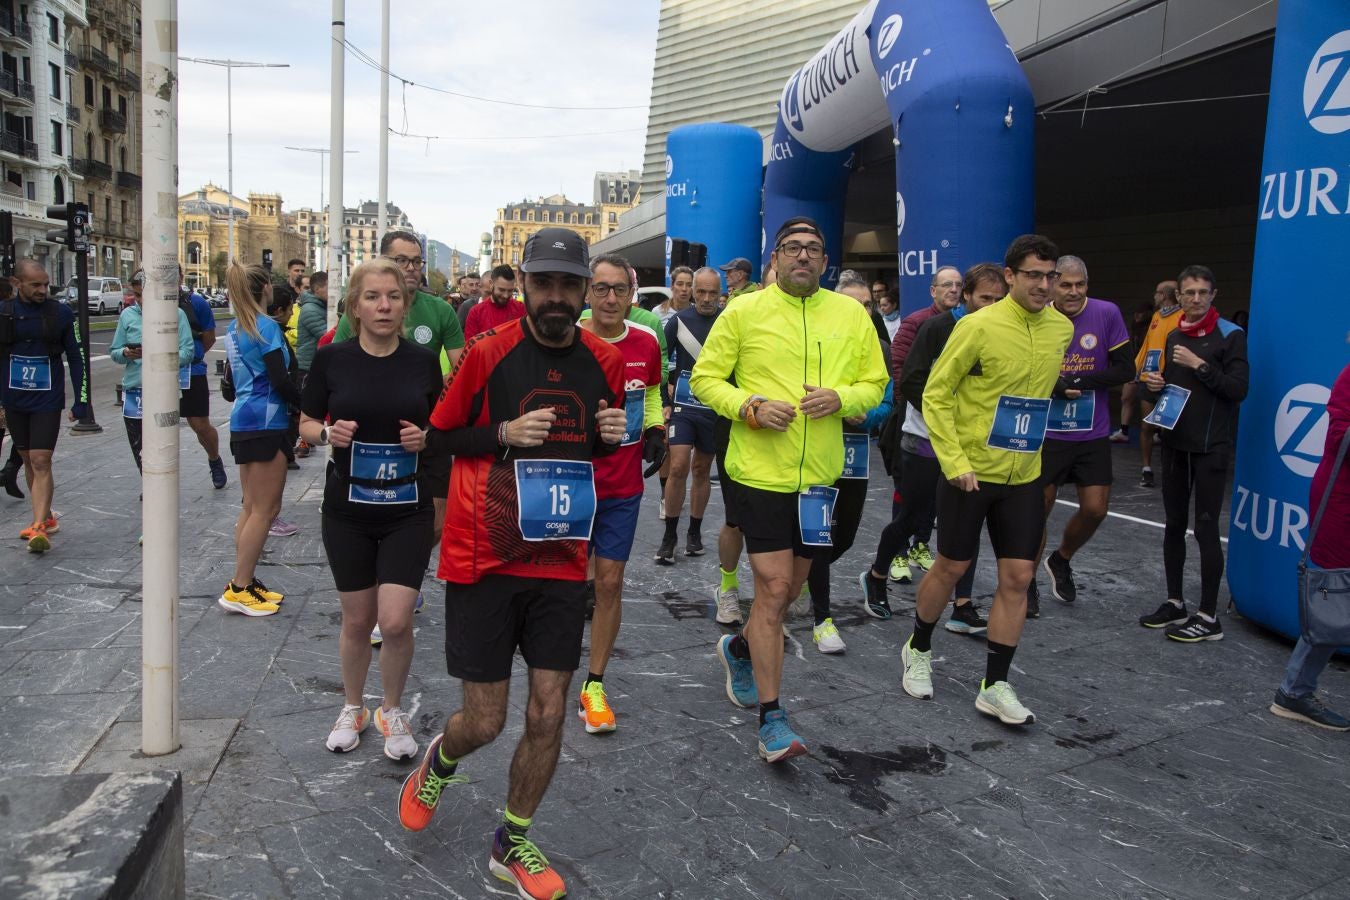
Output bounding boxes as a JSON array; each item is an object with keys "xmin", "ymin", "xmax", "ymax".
[
  {"xmin": 1052, "ymin": 376, "xmax": 1082, "ymax": 399},
  {"xmin": 642, "ymin": 426, "xmax": 667, "ymax": 477}
]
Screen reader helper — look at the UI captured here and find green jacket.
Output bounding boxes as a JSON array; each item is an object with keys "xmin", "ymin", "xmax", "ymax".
[
  {"xmin": 922, "ymin": 297, "xmax": 1073, "ymax": 485},
  {"xmin": 295, "ymin": 291, "xmax": 327, "ymax": 371},
  {"xmin": 334, "ymin": 289, "xmax": 465, "ymax": 373},
  {"xmin": 690, "ymin": 283, "xmax": 888, "ymax": 493}
]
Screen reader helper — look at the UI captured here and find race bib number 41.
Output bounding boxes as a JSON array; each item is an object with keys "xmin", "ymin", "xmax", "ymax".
[
  {"xmin": 986, "ymin": 396, "xmax": 1051, "ymax": 453},
  {"xmin": 1047, "ymin": 392, "xmax": 1095, "ymax": 433},
  {"xmin": 515, "ymin": 459, "xmax": 596, "ymax": 541}
]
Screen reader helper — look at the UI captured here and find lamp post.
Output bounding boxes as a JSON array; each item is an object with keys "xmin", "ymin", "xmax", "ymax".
[
  {"xmin": 285, "ymin": 147, "xmax": 358, "ymax": 270},
  {"xmin": 178, "ymin": 57, "xmax": 289, "ymax": 265}
]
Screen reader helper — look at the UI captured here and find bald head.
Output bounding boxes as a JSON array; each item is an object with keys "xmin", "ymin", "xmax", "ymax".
[{"xmin": 14, "ymin": 259, "xmax": 49, "ymax": 304}]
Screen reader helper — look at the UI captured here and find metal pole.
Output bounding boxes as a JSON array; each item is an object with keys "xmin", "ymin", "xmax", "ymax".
[
  {"xmin": 140, "ymin": 0, "xmax": 180, "ymax": 757},
  {"xmin": 377, "ymin": 0, "xmax": 389, "ymax": 246},
  {"xmin": 226, "ymin": 63, "xmax": 233, "ymax": 264},
  {"xmin": 69, "ymin": 236, "xmax": 99, "ymax": 433},
  {"xmin": 326, "ymin": 0, "xmax": 345, "ymax": 331}
]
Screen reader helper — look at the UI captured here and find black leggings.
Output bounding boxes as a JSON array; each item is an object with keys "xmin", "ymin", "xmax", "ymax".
[
  {"xmin": 872, "ymin": 450, "xmax": 977, "ymax": 598},
  {"xmin": 1160, "ymin": 443, "xmax": 1229, "ymax": 616},
  {"xmin": 807, "ymin": 477, "xmax": 868, "ymax": 622},
  {"xmin": 125, "ymin": 416, "xmax": 143, "ymax": 473}
]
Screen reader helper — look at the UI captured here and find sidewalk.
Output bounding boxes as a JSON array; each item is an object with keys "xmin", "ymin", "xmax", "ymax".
[{"xmin": 2, "ymin": 389, "xmax": 1348, "ymax": 899}]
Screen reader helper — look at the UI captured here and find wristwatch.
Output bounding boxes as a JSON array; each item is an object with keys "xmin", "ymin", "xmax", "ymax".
[
  {"xmin": 317, "ymin": 425, "xmax": 331, "ymax": 446},
  {"xmin": 1197, "ymin": 363, "xmax": 1212, "ymax": 377}
]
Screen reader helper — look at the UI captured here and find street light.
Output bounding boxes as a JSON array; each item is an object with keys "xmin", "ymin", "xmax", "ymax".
[
  {"xmin": 178, "ymin": 57, "xmax": 289, "ymax": 266},
  {"xmin": 285, "ymin": 146, "xmax": 358, "ymax": 270}
]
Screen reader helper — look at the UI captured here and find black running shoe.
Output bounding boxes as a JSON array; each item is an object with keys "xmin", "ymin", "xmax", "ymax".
[
  {"xmin": 654, "ymin": 533, "xmax": 676, "ymax": 566},
  {"xmin": 860, "ymin": 571, "xmax": 892, "ymax": 620},
  {"xmin": 1044, "ymin": 553, "xmax": 1077, "ymax": 603},
  {"xmin": 1139, "ymin": 600, "xmax": 1188, "ymax": 628},
  {"xmin": 685, "ymin": 531, "xmax": 705, "ymax": 556},
  {"xmin": 1165, "ymin": 615, "xmax": 1223, "ymax": 643},
  {"xmin": 945, "ymin": 602, "xmax": 988, "ymax": 635},
  {"xmin": 1140, "ymin": 468, "xmax": 1155, "ymax": 488},
  {"xmin": 1025, "ymin": 580, "xmax": 1040, "ymax": 619}
]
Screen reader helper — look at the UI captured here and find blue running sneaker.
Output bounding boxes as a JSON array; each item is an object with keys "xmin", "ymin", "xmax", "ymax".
[
  {"xmin": 414, "ymin": 592, "xmax": 424, "ymax": 614},
  {"xmin": 717, "ymin": 634, "xmax": 758, "ymax": 708},
  {"xmin": 208, "ymin": 456, "xmax": 227, "ymax": 490},
  {"xmin": 757, "ymin": 709, "xmax": 807, "ymax": 763}
]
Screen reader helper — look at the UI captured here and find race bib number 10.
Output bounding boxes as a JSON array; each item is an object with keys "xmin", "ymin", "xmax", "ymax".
[
  {"xmin": 798, "ymin": 485, "xmax": 839, "ymax": 547},
  {"xmin": 986, "ymin": 395, "xmax": 1051, "ymax": 453},
  {"xmin": 516, "ymin": 459, "xmax": 597, "ymax": 541}
]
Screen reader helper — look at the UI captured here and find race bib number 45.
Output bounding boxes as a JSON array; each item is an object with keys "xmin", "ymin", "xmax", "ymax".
[
  {"xmin": 515, "ymin": 459, "xmax": 596, "ymax": 541},
  {"xmin": 349, "ymin": 441, "xmax": 419, "ymax": 505}
]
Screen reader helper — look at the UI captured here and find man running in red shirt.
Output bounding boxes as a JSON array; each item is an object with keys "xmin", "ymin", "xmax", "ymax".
[
  {"xmin": 398, "ymin": 228, "xmax": 626, "ymax": 900},
  {"xmin": 463, "ymin": 263, "xmax": 526, "ymax": 338}
]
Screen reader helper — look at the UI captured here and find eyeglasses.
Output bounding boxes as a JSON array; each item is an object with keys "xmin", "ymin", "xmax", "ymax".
[
  {"xmin": 933, "ymin": 281, "xmax": 961, "ymax": 291},
  {"xmin": 1013, "ymin": 268, "xmax": 1059, "ymax": 283},
  {"xmin": 1179, "ymin": 288, "xmax": 1213, "ymax": 299},
  {"xmin": 590, "ymin": 282, "xmax": 631, "ymax": 299},
  {"xmin": 386, "ymin": 255, "xmax": 425, "ymax": 269},
  {"xmin": 776, "ymin": 241, "xmax": 825, "ymax": 259}
]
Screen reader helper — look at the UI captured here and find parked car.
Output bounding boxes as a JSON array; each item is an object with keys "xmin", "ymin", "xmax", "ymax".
[
  {"xmin": 635, "ymin": 286, "xmax": 671, "ymax": 311},
  {"xmin": 208, "ymin": 291, "xmax": 229, "ymax": 308},
  {"xmin": 61, "ymin": 277, "xmax": 126, "ymax": 315}
]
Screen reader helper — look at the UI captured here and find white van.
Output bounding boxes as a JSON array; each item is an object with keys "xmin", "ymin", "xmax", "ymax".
[{"xmin": 61, "ymin": 277, "xmax": 126, "ymax": 315}]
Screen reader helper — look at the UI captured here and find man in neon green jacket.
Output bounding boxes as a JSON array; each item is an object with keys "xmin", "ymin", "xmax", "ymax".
[
  {"xmin": 691, "ymin": 216, "xmax": 888, "ymax": 763},
  {"xmin": 903, "ymin": 234, "xmax": 1073, "ymax": 728}
]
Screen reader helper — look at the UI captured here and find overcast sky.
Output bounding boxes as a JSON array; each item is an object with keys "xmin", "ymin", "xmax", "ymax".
[{"xmin": 177, "ymin": 1, "xmax": 658, "ymax": 256}]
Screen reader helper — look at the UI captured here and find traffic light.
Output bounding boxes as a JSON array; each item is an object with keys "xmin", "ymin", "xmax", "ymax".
[
  {"xmin": 262, "ymin": 249, "xmax": 273, "ymax": 271},
  {"xmin": 45, "ymin": 202, "xmax": 89, "ymax": 251},
  {"xmin": 0, "ymin": 210, "xmax": 13, "ymax": 278}
]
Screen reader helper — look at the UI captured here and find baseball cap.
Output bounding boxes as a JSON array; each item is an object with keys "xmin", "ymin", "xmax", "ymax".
[
  {"xmin": 773, "ymin": 216, "xmax": 825, "ymax": 246},
  {"xmin": 718, "ymin": 257, "xmax": 752, "ymax": 275},
  {"xmin": 521, "ymin": 227, "xmax": 591, "ymax": 277}
]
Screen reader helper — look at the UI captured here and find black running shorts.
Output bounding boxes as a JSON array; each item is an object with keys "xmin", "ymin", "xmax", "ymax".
[
  {"xmin": 1039, "ymin": 437, "xmax": 1113, "ymax": 488},
  {"xmin": 178, "ymin": 374, "xmax": 211, "ymax": 419},
  {"xmin": 321, "ymin": 506, "xmax": 435, "ymax": 592},
  {"xmin": 444, "ymin": 575, "xmax": 587, "ymax": 682},
  {"xmin": 935, "ymin": 478, "xmax": 1043, "ymax": 561},
  {"xmin": 5, "ymin": 409, "xmax": 62, "ymax": 451},
  {"xmin": 726, "ymin": 477, "xmax": 815, "ymax": 558},
  {"xmin": 714, "ymin": 417, "xmax": 741, "ymax": 528},
  {"xmin": 229, "ymin": 430, "xmax": 289, "ymax": 465}
]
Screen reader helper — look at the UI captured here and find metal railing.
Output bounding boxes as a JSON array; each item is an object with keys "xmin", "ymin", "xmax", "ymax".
[
  {"xmin": 98, "ymin": 108, "xmax": 126, "ymax": 133},
  {"xmin": 116, "ymin": 171, "xmax": 141, "ymax": 190},
  {"xmin": 66, "ymin": 102, "xmax": 80, "ymax": 123},
  {"xmin": 0, "ymin": 8, "xmax": 33, "ymax": 44},
  {"xmin": 65, "ymin": 48, "xmax": 79, "ymax": 70},
  {"xmin": 80, "ymin": 44, "xmax": 117, "ymax": 76},
  {"xmin": 0, "ymin": 130, "xmax": 38, "ymax": 160},
  {"xmin": 86, "ymin": 159, "xmax": 112, "ymax": 181}
]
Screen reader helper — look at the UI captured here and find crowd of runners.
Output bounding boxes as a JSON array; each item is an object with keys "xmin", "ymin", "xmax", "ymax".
[{"xmin": 5, "ymin": 219, "xmax": 1349, "ymax": 900}]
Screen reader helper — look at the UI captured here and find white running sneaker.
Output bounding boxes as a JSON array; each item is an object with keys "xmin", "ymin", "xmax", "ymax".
[
  {"xmin": 901, "ymin": 636, "xmax": 934, "ymax": 700},
  {"xmin": 376, "ymin": 706, "xmax": 418, "ymax": 760},
  {"xmin": 788, "ymin": 584, "xmax": 811, "ymax": 618},
  {"xmin": 370, "ymin": 624, "xmax": 383, "ymax": 647},
  {"xmin": 326, "ymin": 704, "xmax": 369, "ymax": 753},
  {"xmin": 812, "ymin": 618, "xmax": 846, "ymax": 654},
  {"xmin": 714, "ymin": 586, "xmax": 742, "ymax": 625},
  {"xmin": 975, "ymin": 680, "xmax": 1035, "ymax": 725}
]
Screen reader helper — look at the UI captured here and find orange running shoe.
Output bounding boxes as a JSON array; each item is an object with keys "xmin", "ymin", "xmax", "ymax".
[
  {"xmin": 489, "ymin": 827, "xmax": 566, "ymax": 900},
  {"xmin": 25, "ymin": 525, "xmax": 50, "ymax": 554},
  {"xmin": 577, "ymin": 681, "xmax": 616, "ymax": 734},
  {"xmin": 398, "ymin": 735, "xmax": 465, "ymax": 832}
]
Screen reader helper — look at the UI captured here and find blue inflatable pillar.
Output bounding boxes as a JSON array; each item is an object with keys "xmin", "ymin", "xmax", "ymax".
[
  {"xmin": 664, "ymin": 123, "xmax": 763, "ymax": 284},
  {"xmin": 1228, "ymin": 0, "xmax": 1350, "ymax": 638},
  {"xmin": 869, "ymin": 0, "xmax": 1035, "ymax": 315},
  {"xmin": 762, "ymin": 124, "xmax": 854, "ymax": 289}
]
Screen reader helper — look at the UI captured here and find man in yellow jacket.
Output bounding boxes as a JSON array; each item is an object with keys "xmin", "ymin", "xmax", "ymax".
[
  {"xmin": 903, "ymin": 234, "xmax": 1073, "ymax": 728},
  {"xmin": 691, "ymin": 217, "xmax": 889, "ymax": 763}
]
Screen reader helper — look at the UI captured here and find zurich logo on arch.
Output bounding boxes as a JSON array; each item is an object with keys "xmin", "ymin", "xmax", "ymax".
[
  {"xmin": 876, "ymin": 14, "xmax": 904, "ymax": 61},
  {"xmin": 1274, "ymin": 382, "xmax": 1331, "ymax": 477},
  {"xmin": 665, "ymin": 155, "xmax": 673, "ymax": 179},
  {"xmin": 783, "ymin": 71, "xmax": 804, "ymax": 132},
  {"xmin": 1304, "ymin": 30, "xmax": 1350, "ymax": 135}
]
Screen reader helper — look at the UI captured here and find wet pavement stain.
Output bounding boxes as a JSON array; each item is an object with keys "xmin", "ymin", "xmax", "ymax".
[
  {"xmin": 656, "ymin": 591, "xmax": 710, "ymax": 621},
  {"xmin": 1054, "ymin": 730, "xmax": 1119, "ymax": 750},
  {"xmin": 971, "ymin": 740, "xmax": 1005, "ymax": 752},
  {"xmin": 819, "ymin": 744, "xmax": 949, "ymax": 813}
]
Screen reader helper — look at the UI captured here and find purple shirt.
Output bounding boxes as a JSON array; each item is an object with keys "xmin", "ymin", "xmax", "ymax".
[{"xmin": 1051, "ymin": 298, "xmax": 1130, "ymax": 442}]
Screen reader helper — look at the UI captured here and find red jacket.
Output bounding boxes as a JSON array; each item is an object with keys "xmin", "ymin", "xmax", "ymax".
[
  {"xmin": 890, "ymin": 302, "xmax": 944, "ymax": 383},
  {"xmin": 1310, "ymin": 362, "xmax": 1350, "ymax": 569},
  {"xmin": 463, "ymin": 298, "xmax": 526, "ymax": 338}
]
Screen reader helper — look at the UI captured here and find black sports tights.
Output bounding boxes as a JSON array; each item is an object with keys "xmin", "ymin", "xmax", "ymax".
[
  {"xmin": 1160, "ymin": 443, "xmax": 1229, "ymax": 616},
  {"xmin": 808, "ymin": 477, "xmax": 868, "ymax": 624}
]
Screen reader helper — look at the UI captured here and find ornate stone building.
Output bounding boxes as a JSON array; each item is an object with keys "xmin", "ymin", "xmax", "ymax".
[{"xmin": 178, "ymin": 184, "xmax": 306, "ymax": 292}]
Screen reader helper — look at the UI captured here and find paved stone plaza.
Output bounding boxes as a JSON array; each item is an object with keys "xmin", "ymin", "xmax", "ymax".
[{"xmin": 1, "ymin": 388, "xmax": 1348, "ymax": 899}]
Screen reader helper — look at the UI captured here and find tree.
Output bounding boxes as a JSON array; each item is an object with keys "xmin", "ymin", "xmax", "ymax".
[
  {"xmin": 210, "ymin": 250, "xmax": 228, "ymax": 290},
  {"xmin": 427, "ymin": 269, "xmax": 449, "ymax": 297}
]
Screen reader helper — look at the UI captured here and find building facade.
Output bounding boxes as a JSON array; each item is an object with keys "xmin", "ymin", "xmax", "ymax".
[
  {"xmin": 594, "ymin": 169, "xmax": 640, "ymax": 240},
  {"xmin": 178, "ymin": 184, "xmax": 307, "ymax": 292},
  {"xmin": 291, "ymin": 200, "xmax": 414, "ymax": 274},
  {"xmin": 490, "ymin": 170, "xmax": 640, "ymax": 268}
]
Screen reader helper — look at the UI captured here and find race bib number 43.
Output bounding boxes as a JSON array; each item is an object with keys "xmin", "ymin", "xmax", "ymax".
[
  {"xmin": 841, "ymin": 433, "xmax": 870, "ymax": 479},
  {"xmin": 515, "ymin": 459, "xmax": 596, "ymax": 541}
]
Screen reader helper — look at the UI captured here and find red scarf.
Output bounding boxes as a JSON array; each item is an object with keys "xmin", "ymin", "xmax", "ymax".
[{"xmin": 1177, "ymin": 306, "xmax": 1219, "ymax": 338}]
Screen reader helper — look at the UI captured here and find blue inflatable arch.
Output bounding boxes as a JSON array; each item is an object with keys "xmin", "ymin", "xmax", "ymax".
[{"xmin": 763, "ymin": 0, "xmax": 1035, "ymax": 309}]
